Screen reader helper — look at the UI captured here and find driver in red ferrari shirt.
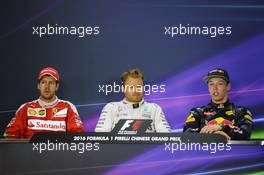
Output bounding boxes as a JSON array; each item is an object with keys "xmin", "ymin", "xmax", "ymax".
[{"xmin": 4, "ymin": 67, "xmax": 85, "ymax": 138}]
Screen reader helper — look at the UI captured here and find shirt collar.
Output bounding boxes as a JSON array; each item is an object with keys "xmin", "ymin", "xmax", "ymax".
[
  {"xmin": 209, "ymin": 99, "xmax": 230, "ymax": 109},
  {"xmin": 122, "ymin": 98, "xmax": 144, "ymax": 108},
  {"xmin": 38, "ymin": 96, "xmax": 59, "ymax": 108}
]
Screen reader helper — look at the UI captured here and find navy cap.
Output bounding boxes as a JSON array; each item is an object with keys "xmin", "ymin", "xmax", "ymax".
[{"xmin": 203, "ymin": 68, "xmax": 230, "ymax": 83}]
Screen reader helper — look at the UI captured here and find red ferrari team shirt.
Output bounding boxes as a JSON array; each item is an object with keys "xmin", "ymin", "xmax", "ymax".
[{"xmin": 5, "ymin": 96, "xmax": 85, "ymax": 138}]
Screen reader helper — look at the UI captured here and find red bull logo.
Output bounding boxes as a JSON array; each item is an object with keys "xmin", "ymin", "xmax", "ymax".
[{"xmin": 208, "ymin": 117, "xmax": 233, "ymax": 126}]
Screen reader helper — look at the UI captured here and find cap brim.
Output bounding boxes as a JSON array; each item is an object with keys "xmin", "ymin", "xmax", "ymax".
[
  {"xmin": 203, "ymin": 75, "xmax": 228, "ymax": 83},
  {"xmin": 39, "ymin": 73, "xmax": 58, "ymax": 81}
]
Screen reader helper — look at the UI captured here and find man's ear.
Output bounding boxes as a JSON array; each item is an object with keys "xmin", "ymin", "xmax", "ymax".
[
  {"xmin": 227, "ymin": 83, "xmax": 231, "ymax": 91},
  {"xmin": 121, "ymin": 82, "xmax": 126, "ymax": 90},
  {"xmin": 37, "ymin": 82, "xmax": 40, "ymax": 90},
  {"xmin": 56, "ymin": 83, "xmax": 59, "ymax": 91}
]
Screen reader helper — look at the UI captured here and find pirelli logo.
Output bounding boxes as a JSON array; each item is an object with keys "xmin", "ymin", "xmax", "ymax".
[{"xmin": 28, "ymin": 119, "xmax": 66, "ymax": 131}]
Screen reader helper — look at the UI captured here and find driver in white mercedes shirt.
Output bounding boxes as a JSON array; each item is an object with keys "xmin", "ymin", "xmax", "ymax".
[{"xmin": 95, "ymin": 68, "xmax": 171, "ymax": 133}]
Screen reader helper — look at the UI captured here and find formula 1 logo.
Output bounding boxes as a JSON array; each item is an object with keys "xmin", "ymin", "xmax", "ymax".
[
  {"xmin": 120, "ymin": 120, "xmax": 144, "ymax": 131},
  {"xmin": 112, "ymin": 119, "xmax": 152, "ymax": 135}
]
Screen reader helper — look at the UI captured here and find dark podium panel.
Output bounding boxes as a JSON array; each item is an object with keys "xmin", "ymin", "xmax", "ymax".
[{"xmin": 0, "ymin": 133, "xmax": 263, "ymax": 175}]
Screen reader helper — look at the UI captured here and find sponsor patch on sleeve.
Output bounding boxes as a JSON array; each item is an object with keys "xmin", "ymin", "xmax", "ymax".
[{"xmin": 186, "ymin": 113, "xmax": 195, "ymax": 123}]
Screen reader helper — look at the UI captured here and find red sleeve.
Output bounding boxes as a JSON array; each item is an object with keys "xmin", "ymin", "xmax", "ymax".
[
  {"xmin": 5, "ymin": 104, "xmax": 27, "ymax": 138},
  {"xmin": 66, "ymin": 103, "xmax": 85, "ymax": 132}
]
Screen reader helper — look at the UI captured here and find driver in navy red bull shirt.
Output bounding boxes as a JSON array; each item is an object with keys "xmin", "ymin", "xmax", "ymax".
[{"xmin": 183, "ymin": 68, "xmax": 253, "ymax": 140}]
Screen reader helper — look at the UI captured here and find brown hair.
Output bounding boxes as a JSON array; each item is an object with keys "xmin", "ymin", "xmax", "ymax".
[{"xmin": 121, "ymin": 68, "xmax": 144, "ymax": 84}]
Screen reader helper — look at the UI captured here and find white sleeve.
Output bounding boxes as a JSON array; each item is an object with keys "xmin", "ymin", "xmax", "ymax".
[
  {"xmin": 154, "ymin": 104, "xmax": 171, "ymax": 133},
  {"xmin": 95, "ymin": 103, "xmax": 115, "ymax": 132}
]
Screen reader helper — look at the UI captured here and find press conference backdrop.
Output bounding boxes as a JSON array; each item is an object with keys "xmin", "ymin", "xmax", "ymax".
[{"xmin": 0, "ymin": 0, "xmax": 264, "ymax": 175}]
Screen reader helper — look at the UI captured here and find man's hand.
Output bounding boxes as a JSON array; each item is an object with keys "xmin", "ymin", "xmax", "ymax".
[
  {"xmin": 214, "ymin": 131, "xmax": 231, "ymax": 140},
  {"xmin": 200, "ymin": 125, "xmax": 231, "ymax": 140},
  {"xmin": 200, "ymin": 125, "xmax": 222, "ymax": 133}
]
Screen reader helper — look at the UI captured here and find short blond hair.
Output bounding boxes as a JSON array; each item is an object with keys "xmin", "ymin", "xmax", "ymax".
[{"xmin": 121, "ymin": 68, "xmax": 144, "ymax": 84}]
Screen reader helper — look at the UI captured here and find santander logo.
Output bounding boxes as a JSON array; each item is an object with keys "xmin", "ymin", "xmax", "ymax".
[
  {"xmin": 28, "ymin": 119, "xmax": 66, "ymax": 131},
  {"xmin": 28, "ymin": 121, "xmax": 35, "ymax": 128}
]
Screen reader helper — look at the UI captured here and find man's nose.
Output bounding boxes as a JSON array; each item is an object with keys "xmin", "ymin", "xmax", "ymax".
[
  {"xmin": 44, "ymin": 83, "xmax": 50, "ymax": 88},
  {"xmin": 213, "ymin": 84, "xmax": 218, "ymax": 90}
]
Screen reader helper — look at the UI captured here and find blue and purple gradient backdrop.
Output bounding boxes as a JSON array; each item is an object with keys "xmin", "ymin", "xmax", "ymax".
[
  {"xmin": 0, "ymin": 0, "xmax": 264, "ymax": 174},
  {"xmin": 83, "ymin": 34, "xmax": 264, "ymax": 132}
]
